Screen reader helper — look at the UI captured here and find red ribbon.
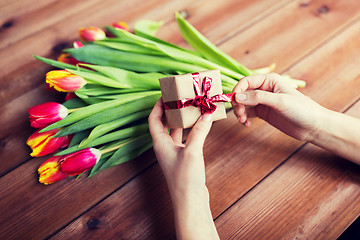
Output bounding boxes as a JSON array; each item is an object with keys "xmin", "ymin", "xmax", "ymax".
[{"xmin": 164, "ymin": 73, "xmax": 235, "ymax": 114}]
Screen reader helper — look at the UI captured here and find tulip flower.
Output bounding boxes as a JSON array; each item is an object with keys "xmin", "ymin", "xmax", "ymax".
[
  {"xmin": 73, "ymin": 41, "xmax": 84, "ymax": 48},
  {"xmin": 29, "ymin": 102, "xmax": 68, "ymax": 128},
  {"xmin": 27, "ymin": 129, "xmax": 71, "ymax": 157},
  {"xmin": 38, "ymin": 156, "xmax": 69, "ymax": 185},
  {"xmin": 112, "ymin": 21, "xmax": 129, "ymax": 31},
  {"xmin": 46, "ymin": 70, "xmax": 87, "ymax": 92},
  {"xmin": 57, "ymin": 53, "xmax": 82, "ymax": 66},
  {"xmin": 60, "ymin": 148, "xmax": 101, "ymax": 175},
  {"xmin": 79, "ymin": 26, "xmax": 106, "ymax": 42},
  {"xmin": 38, "ymin": 148, "xmax": 101, "ymax": 185}
]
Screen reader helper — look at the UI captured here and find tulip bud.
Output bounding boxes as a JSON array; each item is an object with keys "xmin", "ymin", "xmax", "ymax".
[
  {"xmin": 27, "ymin": 129, "xmax": 71, "ymax": 157},
  {"xmin": 57, "ymin": 53, "xmax": 82, "ymax": 66},
  {"xmin": 46, "ymin": 70, "xmax": 87, "ymax": 92},
  {"xmin": 73, "ymin": 41, "xmax": 84, "ymax": 48},
  {"xmin": 79, "ymin": 26, "xmax": 106, "ymax": 42},
  {"xmin": 60, "ymin": 148, "xmax": 101, "ymax": 175},
  {"xmin": 29, "ymin": 102, "xmax": 68, "ymax": 128},
  {"xmin": 38, "ymin": 156, "xmax": 69, "ymax": 185},
  {"xmin": 112, "ymin": 21, "xmax": 129, "ymax": 31}
]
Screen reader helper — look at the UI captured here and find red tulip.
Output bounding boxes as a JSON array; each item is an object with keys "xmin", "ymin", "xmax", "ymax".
[
  {"xmin": 29, "ymin": 102, "xmax": 68, "ymax": 128},
  {"xmin": 38, "ymin": 148, "xmax": 101, "ymax": 185},
  {"xmin": 38, "ymin": 156, "xmax": 68, "ymax": 185},
  {"xmin": 27, "ymin": 129, "xmax": 71, "ymax": 157},
  {"xmin": 60, "ymin": 148, "xmax": 101, "ymax": 176},
  {"xmin": 79, "ymin": 26, "xmax": 106, "ymax": 42},
  {"xmin": 46, "ymin": 70, "xmax": 86, "ymax": 92},
  {"xmin": 57, "ymin": 53, "xmax": 82, "ymax": 66}
]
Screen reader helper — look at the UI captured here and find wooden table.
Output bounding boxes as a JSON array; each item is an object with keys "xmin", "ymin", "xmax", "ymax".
[{"xmin": 1, "ymin": 0, "xmax": 360, "ymax": 239}]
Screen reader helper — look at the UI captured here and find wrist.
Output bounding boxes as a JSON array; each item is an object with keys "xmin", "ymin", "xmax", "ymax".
[{"xmin": 305, "ymin": 105, "xmax": 330, "ymax": 143}]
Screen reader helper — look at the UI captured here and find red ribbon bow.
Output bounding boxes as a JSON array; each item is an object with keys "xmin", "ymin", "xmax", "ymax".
[{"xmin": 164, "ymin": 73, "xmax": 235, "ymax": 114}]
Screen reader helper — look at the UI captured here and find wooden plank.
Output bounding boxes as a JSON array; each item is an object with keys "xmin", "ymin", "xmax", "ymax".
[
  {"xmin": 0, "ymin": 150, "xmax": 156, "ymax": 240},
  {"xmin": 219, "ymin": 0, "xmax": 360, "ymax": 72},
  {"xmin": 0, "ymin": 0, "xmax": 58, "ymax": 25},
  {"xmin": 155, "ymin": 0, "xmax": 293, "ymax": 46},
  {"xmin": 215, "ymin": 100, "xmax": 360, "ymax": 239},
  {"xmin": 49, "ymin": 13, "xmax": 360, "ymax": 240},
  {"xmin": 0, "ymin": 0, "xmax": 100, "ymax": 50}
]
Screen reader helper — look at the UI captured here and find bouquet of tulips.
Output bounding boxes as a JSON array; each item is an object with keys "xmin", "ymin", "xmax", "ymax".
[{"xmin": 27, "ymin": 13, "xmax": 305, "ymax": 185}]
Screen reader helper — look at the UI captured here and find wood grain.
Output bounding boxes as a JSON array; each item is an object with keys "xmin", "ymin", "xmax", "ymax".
[{"xmin": 220, "ymin": 0, "xmax": 360, "ymax": 72}]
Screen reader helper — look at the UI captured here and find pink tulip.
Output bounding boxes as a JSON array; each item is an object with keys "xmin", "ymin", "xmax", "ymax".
[
  {"xmin": 79, "ymin": 26, "xmax": 106, "ymax": 42},
  {"xmin": 29, "ymin": 102, "xmax": 68, "ymax": 128},
  {"xmin": 60, "ymin": 148, "xmax": 101, "ymax": 176},
  {"xmin": 46, "ymin": 70, "xmax": 86, "ymax": 92}
]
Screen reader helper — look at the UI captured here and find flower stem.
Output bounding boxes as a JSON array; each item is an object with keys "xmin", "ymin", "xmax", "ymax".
[
  {"xmin": 100, "ymin": 142, "xmax": 125, "ymax": 154},
  {"xmin": 68, "ymin": 107, "xmax": 84, "ymax": 113}
]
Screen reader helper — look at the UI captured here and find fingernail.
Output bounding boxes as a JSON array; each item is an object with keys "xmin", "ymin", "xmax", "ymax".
[
  {"xmin": 201, "ymin": 113, "xmax": 212, "ymax": 122},
  {"xmin": 236, "ymin": 93, "xmax": 247, "ymax": 102}
]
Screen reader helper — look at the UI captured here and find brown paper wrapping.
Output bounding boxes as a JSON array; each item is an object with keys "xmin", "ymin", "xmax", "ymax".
[{"xmin": 159, "ymin": 70, "xmax": 227, "ymax": 128}]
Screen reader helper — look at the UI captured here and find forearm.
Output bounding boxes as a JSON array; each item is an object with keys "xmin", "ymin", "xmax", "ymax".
[
  {"xmin": 171, "ymin": 187, "xmax": 220, "ymax": 240},
  {"xmin": 310, "ymin": 108, "xmax": 360, "ymax": 165}
]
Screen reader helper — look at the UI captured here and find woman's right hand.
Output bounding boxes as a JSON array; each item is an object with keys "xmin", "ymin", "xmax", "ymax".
[{"xmin": 231, "ymin": 73, "xmax": 325, "ymax": 142}]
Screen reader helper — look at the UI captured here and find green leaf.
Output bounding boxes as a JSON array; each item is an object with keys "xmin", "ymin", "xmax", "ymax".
[
  {"xmin": 101, "ymin": 28, "xmax": 242, "ymax": 82},
  {"xmin": 134, "ymin": 19, "xmax": 163, "ymax": 36},
  {"xmin": 81, "ymin": 64, "xmax": 162, "ymax": 89},
  {"xmin": 76, "ymin": 84, "xmax": 146, "ymax": 96},
  {"xmin": 175, "ymin": 12, "xmax": 251, "ymax": 76},
  {"xmin": 68, "ymin": 129, "xmax": 92, "ymax": 148},
  {"xmin": 40, "ymin": 91, "xmax": 159, "ymax": 132},
  {"xmin": 65, "ymin": 44, "xmax": 204, "ymax": 73},
  {"xmin": 56, "ymin": 123, "xmax": 149, "ymax": 155},
  {"xmin": 33, "ymin": 55, "xmax": 92, "ymax": 72},
  {"xmin": 107, "ymin": 26, "xmax": 200, "ymax": 57},
  {"xmin": 98, "ymin": 134, "xmax": 153, "ymax": 171},
  {"xmin": 67, "ymin": 68, "xmax": 131, "ymax": 89},
  {"xmin": 79, "ymin": 109, "xmax": 151, "ymax": 147},
  {"xmin": 55, "ymin": 93, "xmax": 160, "ymax": 136},
  {"xmin": 62, "ymin": 98, "xmax": 88, "ymax": 109},
  {"xmin": 95, "ymin": 40, "xmax": 164, "ymax": 56}
]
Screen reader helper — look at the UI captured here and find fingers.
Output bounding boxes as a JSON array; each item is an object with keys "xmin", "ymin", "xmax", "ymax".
[
  {"xmin": 233, "ymin": 73, "xmax": 282, "ymax": 93},
  {"xmin": 186, "ymin": 113, "xmax": 213, "ymax": 151},
  {"xmin": 148, "ymin": 98, "xmax": 168, "ymax": 140},
  {"xmin": 234, "ymin": 90, "xmax": 279, "ymax": 107}
]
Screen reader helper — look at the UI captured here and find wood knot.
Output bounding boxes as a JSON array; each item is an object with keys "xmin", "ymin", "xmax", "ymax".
[
  {"xmin": 2, "ymin": 20, "xmax": 14, "ymax": 29},
  {"xmin": 245, "ymin": 50, "xmax": 250, "ymax": 55},
  {"xmin": 317, "ymin": 5, "xmax": 330, "ymax": 14},
  {"xmin": 86, "ymin": 217, "xmax": 100, "ymax": 230},
  {"xmin": 299, "ymin": 3, "xmax": 308, "ymax": 8},
  {"xmin": 178, "ymin": 9, "xmax": 190, "ymax": 19}
]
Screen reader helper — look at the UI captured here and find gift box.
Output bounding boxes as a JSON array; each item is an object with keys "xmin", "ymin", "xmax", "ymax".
[{"xmin": 159, "ymin": 70, "xmax": 234, "ymax": 128}]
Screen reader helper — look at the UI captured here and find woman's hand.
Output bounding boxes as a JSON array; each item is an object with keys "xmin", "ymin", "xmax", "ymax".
[
  {"xmin": 148, "ymin": 98, "xmax": 219, "ymax": 240},
  {"xmin": 232, "ymin": 73, "xmax": 325, "ymax": 141}
]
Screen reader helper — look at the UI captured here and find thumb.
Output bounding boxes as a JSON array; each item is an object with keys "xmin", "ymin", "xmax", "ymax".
[
  {"xmin": 186, "ymin": 113, "xmax": 213, "ymax": 150},
  {"xmin": 235, "ymin": 90, "xmax": 279, "ymax": 108}
]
